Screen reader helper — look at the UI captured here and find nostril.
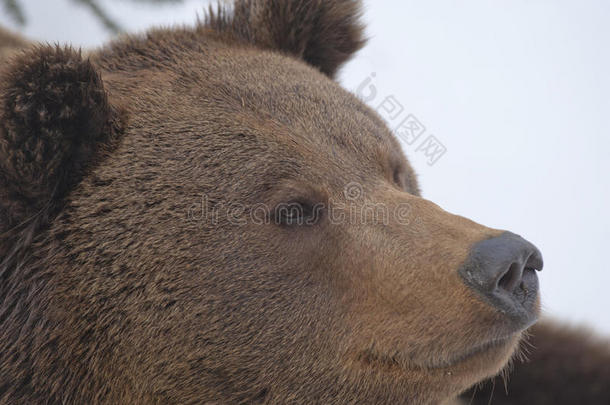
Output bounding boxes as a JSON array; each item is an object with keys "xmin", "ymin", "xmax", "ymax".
[
  {"xmin": 526, "ymin": 250, "xmax": 544, "ymax": 272},
  {"xmin": 497, "ymin": 262, "xmax": 523, "ymax": 293}
]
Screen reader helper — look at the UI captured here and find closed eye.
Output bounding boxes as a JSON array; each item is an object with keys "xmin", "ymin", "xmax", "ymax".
[
  {"xmin": 393, "ymin": 167, "xmax": 404, "ymax": 188},
  {"xmin": 274, "ymin": 199, "xmax": 324, "ymax": 227},
  {"xmin": 391, "ymin": 164, "xmax": 419, "ymax": 195}
]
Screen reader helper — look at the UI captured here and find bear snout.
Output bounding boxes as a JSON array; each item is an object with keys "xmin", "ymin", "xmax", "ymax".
[{"xmin": 459, "ymin": 232, "xmax": 544, "ymax": 331}]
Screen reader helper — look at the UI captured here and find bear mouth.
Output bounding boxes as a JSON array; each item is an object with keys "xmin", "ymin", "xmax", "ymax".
[
  {"xmin": 355, "ymin": 333, "xmax": 519, "ymax": 373},
  {"xmin": 436, "ymin": 334, "xmax": 517, "ymax": 368}
]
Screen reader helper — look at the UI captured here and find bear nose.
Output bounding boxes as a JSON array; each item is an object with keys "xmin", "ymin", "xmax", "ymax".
[{"xmin": 459, "ymin": 232, "xmax": 543, "ymax": 329}]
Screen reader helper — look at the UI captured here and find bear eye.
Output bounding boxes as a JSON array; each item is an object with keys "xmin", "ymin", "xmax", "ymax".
[
  {"xmin": 274, "ymin": 200, "xmax": 322, "ymax": 227},
  {"xmin": 392, "ymin": 167, "xmax": 404, "ymax": 189}
]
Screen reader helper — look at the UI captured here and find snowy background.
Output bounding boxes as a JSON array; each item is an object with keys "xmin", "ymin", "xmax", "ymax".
[{"xmin": 2, "ymin": 0, "xmax": 609, "ymax": 333}]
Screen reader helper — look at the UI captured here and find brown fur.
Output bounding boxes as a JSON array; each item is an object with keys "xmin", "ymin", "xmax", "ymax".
[{"xmin": 0, "ymin": 1, "xmax": 606, "ymax": 404}]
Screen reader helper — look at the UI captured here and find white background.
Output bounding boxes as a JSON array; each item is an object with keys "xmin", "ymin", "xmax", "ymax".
[{"xmin": 2, "ymin": 0, "xmax": 609, "ymax": 333}]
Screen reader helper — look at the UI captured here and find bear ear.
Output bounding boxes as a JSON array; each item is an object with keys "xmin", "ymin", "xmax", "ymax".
[
  {"xmin": 0, "ymin": 45, "xmax": 119, "ymax": 235},
  {"xmin": 206, "ymin": 0, "xmax": 366, "ymax": 78}
]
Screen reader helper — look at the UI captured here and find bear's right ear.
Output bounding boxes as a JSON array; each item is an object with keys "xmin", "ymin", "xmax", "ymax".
[
  {"xmin": 206, "ymin": 0, "xmax": 366, "ymax": 78},
  {"xmin": 0, "ymin": 45, "xmax": 120, "ymax": 237}
]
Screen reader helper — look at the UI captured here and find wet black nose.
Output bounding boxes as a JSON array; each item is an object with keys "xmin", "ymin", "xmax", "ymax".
[{"xmin": 459, "ymin": 232, "xmax": 543, "ymax": 328}]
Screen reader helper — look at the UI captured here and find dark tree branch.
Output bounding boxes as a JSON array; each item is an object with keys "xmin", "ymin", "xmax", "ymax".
[
  {"xmin": 72, "ymin": 0, "xmax": 122, "ymax": 33},
  {"xmin": 2, "ymin": 0, "xmax": 188, "ymax": 34},
  {"xmin": 2, "ymin": 0, "xmax": 26, "ymax": 25}
]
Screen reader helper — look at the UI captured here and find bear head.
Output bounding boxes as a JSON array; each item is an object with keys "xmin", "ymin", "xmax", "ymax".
[{"xmin": 0, "ymin": 1, "xmax": 543, "ymax": 404}]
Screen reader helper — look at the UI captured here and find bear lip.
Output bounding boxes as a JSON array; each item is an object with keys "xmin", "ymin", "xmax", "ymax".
[
  {"xmin": 354, "ymin": 333, "xmax": 519, "ymax": 372},
  {"xmin": 437, "ymin": 334, "xmax": 517, "ymax": 368}
]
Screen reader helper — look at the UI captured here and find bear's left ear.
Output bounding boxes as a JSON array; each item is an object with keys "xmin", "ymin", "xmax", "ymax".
[
  {"xmin": 0, "ymin": 45, "xmax": 120, "ymax": 235},
  {"xmin": 206, "ymin": 0, "xmax": 366, "ymax": 78}
]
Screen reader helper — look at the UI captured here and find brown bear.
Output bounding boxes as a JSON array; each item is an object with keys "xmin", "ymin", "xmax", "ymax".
[{"xmin": 0, "ymin": 1, "xmax": 608, "ymax": 404}]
